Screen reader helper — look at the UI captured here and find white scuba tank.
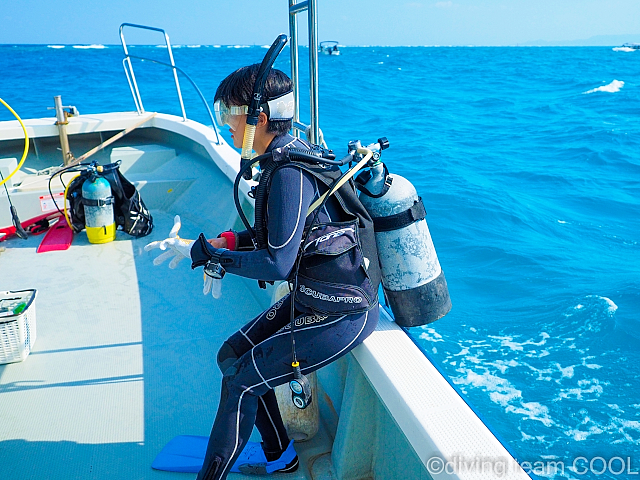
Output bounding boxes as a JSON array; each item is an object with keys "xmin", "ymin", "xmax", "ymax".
[{"xmin": 358, "ymin": 163, "xmax": 451, "ymax": 327}]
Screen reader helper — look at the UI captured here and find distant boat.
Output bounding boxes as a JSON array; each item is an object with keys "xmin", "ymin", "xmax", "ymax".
[
  {"xmin": 613, "ymin": 43, "xmax": 640, "ymax": 52},
  {"xmin": 319, "ymin": 40, "xmax": 340, "ymax": 55}
]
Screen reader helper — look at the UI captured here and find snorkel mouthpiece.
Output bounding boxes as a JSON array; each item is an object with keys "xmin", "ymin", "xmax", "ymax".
[{"xmin": 240, "ymin": 33, "xmax": 288, "ymax": 180}]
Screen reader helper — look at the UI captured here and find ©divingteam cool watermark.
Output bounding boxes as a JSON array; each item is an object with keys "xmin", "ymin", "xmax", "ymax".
[{"xmin": 424, "ymin": 455, "xmax": 638, "ymax": 477}]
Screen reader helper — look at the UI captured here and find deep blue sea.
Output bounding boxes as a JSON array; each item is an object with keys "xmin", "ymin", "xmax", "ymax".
[{"xmin": 2, "ymin": 44, "xmax": 639, "ymax": 479}]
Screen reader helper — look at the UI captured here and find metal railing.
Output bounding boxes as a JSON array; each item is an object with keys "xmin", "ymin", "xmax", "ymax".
[
  {"xmin": 119, "ymin": 23, "xmax": 221, "ymax": 144},
  {"xmin": 288, "ymin": 0, "xmax": 319, "ymax": 144}
]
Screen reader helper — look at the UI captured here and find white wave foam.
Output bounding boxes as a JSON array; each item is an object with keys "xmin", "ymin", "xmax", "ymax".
[
  {"xmin": 581, "ymin": 356, "xmax": 602, "ymax": 370},
  {"xmin": 488, "ymin": 333, "xmax": 549, "ymax": 351},
  {"xmin": 521, "ymin": 431, "xmax": 547, "ymax": 443},
  {"xmin": 607, "ymin": 404, "xmax": 625, "ymax": 413},
  {"xmin": 47, "ymin": 45, "xmax": 65, "ymax": 49},
  {"xmin": 613, "ymin": 47, "xmax": 635, "ymax": 52},
  {"xmin": 554, "ymin": 378, "xmax": 605, "ymax": 401},
  {"xmin": 506, "ymin": 402, "xmax": 554, "ymax": 426},
  {"xmin": 583, "ymin": 80, "xmax": 624, "ymax": 94},
  {"xmin": 563, "ymin": 411, "xmax": 640, "ymax": 445},
  {"xmin": 186, "ymin": 45, "xmax": 201, "ymax": 48},
  {"xmin": 418, "ymin": 327, "xmax": 444, "ymax": 342},
  {"xmin": 553, "ymin": 362, "xmax": 575, "ymax": 379},
  {"xmin": 73, "ymin": 44, "xmax": 106, "ymax": 49},
  {"xmin": 454, "ymin": 370, "xmax": 522, "ymax": 406},
  {"xmin": 586, "ymin": 295, "xmax": 618, "ymax": 315},
  {"xmin": 565, "ymin": 425, "xmax": 603, "ymax": 441}
]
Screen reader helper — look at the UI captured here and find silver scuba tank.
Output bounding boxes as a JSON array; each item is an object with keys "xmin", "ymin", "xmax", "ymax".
[{"xmin": 358, "ymin": 159, "xmax": 451, "ymax": 327}]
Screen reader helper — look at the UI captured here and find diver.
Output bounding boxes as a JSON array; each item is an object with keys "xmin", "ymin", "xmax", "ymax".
[{"xmin": 147, "ymin": 63, "xmax": 381, "ymax": 480}]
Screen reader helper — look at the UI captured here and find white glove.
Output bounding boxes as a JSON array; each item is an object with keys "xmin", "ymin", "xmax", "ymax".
[
  {"xmin": 203, "ymin": 273, "xmax": 222, "ymax": 299},
  {"xmin": 144, "ymin": 215, "xmax": 193, "ymax": 269}
]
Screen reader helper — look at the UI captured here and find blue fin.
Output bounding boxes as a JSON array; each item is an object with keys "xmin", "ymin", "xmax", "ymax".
[
  {"xmin": 151, "ymin": 435, "xmax": 208, "ymax": 473},
  {"xmin": 237, "ymin": 440, "xmax": 297, "ymax": 475},
  {"xmin": 152, "ymin": 436, "xmax": 291, "ymax": 474}
]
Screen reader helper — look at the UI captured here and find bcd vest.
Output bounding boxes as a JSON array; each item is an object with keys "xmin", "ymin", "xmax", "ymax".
[{"xmin": 254, "ymin": 151, "xmax": 381, "ymax": 316}]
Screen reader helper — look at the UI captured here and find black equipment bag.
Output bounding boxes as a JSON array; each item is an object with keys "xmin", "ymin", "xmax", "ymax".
[{"xmin": 66, "ymin": 161, "xmax": 153, "ymax": 237}]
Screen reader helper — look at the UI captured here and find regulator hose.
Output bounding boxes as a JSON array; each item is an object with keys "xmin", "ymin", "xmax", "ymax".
[
  {"xmin": 252, "ymin": 159, "xmax": 280, "ymax": 249},
  {"xmin": 233, "ymin": 153, "xmax": 271, "ymax": 242}
]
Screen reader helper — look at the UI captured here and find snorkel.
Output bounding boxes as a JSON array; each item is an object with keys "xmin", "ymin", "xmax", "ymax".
[{"xmin": 240, "ymin": 34, "xmax": 288, "ymax": 180}]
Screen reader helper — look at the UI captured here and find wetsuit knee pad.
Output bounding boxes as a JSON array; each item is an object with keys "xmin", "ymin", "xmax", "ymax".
[{"xmin": 217, "ymin": 341, "xmax": 239, "ymax": 374}]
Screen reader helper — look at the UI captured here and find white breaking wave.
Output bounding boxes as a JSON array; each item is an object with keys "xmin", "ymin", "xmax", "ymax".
[
  {"xmin": 613, "ymin": 47, "xmax": 635, "ymax": 52},
  {"xmin": 73, "ymin": 44, "xmax": 106, "ymax": 49},
  {"xmin": 586, "ymin": 295, "xmax": 618, "ymax": 315},
  {"xmin": 47, "ymin": 45, "xmax": 65, "ymax": 49},
  {"xmin": 583, "ymin": 80, "xmax": 624, "ymax": 94},
  {"xmin": 186, "ymin": 45, "xmax": 201, "ymax": 48}
]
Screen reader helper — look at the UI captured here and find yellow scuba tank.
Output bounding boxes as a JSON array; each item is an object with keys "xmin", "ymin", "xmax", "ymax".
[{"xmin": 82, "ymin": 166, "xmax": 116, "ymax": 244}]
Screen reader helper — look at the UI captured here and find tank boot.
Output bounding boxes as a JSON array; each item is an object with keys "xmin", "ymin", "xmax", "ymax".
[{"xmin": 236, "ymin": 440, "xmax": 298, "ymax": 475}]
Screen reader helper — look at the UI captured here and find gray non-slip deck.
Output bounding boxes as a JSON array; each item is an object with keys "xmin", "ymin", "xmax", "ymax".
[{"xmin": 0, "ymin": 142, "xmax": 334, "ymax": 479}]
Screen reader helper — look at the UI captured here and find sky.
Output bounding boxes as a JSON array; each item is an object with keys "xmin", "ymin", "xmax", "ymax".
[{"xmin": 2, "ymin": 0, "xmax": 640, "ymax": 46}]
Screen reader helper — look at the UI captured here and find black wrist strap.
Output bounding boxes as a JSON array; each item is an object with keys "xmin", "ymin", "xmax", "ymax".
[{"xmin": 191, "ymin": 233, "xmax": 227, "ymax": 269}]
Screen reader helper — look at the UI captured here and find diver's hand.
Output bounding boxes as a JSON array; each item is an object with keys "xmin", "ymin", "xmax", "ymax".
[
  {"xmin": 207, "ymin": 237, "xmax": 227, "ymax": 249},
  {"xmin": 144, "ymin": 215, "xmax": 193, "ymax": 269},
  {"xmin": 203, "ymin": 273, "xmax": 222, "ymax": 299}
]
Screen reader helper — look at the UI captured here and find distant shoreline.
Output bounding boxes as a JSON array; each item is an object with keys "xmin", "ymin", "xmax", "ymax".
[{"xmin": 0, "ymin": 44, "xmax": 634, "ymax": 48}]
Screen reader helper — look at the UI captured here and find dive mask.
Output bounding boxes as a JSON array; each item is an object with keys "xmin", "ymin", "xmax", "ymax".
[{"xmin": 213, "ymin": 91, "xmax": 295, "ymax": 128}]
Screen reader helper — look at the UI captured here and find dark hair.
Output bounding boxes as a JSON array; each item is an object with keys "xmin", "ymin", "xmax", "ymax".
[{"xmin": 214, "ymin": 64, "xmax": 293, "ymax": 136}]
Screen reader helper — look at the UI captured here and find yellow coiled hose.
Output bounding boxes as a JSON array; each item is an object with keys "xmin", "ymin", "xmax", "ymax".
[{"xmin": 0, "ymin": 98, "xmax": 29, "ymax": 187}]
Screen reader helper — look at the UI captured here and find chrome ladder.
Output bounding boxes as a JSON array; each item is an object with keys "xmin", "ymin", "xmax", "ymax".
[
  {"xmin": 119, "ymin": 23, "xmax": 221, "ymax": 144},
  {"xmin": 288, "ymin": 0, "xmax": 320, "ymax": 145}
]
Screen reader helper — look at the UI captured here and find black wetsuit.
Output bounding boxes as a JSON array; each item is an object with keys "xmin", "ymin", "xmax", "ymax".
[{"xmin": 196, "ymin": 134, "xmax": 380, "ymax": 480}]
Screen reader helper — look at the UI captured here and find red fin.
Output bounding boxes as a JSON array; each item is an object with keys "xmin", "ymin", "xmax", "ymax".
[{"xmin": 37, "ymin": 220, "xmax": 74, "ymax": 253}]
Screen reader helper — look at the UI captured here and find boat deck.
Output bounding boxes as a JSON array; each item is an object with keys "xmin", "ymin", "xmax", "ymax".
[{"xmin": 0, "ymin": 132, "xmax": 334, "ymax": 479}]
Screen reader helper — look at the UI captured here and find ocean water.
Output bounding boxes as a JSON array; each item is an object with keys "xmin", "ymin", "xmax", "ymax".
[{"xmin": 2, "ymin": 44, "xmax": 639, "ymax": 478}]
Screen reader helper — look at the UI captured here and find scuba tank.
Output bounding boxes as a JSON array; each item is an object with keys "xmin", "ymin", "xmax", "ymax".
[
  {"xmin": 82, "ymin": 166, "xmax": 116, "ymax": 244},
  {"xmin": 355, "ymin": 140, "xmax": 452, "ymax": 327}
]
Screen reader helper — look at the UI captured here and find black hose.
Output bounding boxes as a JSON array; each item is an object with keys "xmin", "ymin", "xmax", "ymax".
[
  {"xmin": 252, "ymin": 159, "xmax": 280, "ymax": 249},
  {"xmin": 288, "ymin": 149, "xmax": 354, "ymax": 166},
  {"xmin": 232, "ymin": 153, "xmax": 271, "ymax": 245}
]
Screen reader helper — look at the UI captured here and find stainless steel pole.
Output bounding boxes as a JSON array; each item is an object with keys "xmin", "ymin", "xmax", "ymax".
[
  {"xmin": 289, "ymin": 0, "xmax": 301, "ymax": 138},
  {"xmin": 308, "ymin": 0, "xmax": 319, "ymax": 145},
  {"xmin": 54, "ymin": 96, "xmax": 73, "ymax": 166}
]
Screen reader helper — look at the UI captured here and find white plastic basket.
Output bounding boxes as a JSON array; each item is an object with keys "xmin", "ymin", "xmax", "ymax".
[{"xmin": 0, "ymin": 289, "xmax": 37, "ymax": 364}]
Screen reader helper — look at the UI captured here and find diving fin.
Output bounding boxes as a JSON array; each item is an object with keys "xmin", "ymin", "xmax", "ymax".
[
  {"xmin": 37, "ymin": 220, "xmax": 73, "ymax": 253},
  {"xmin": 152, "ymin": 436, "xmax": 297, "ymax": 474},
  {"xmin": 151, "ymin": 435, "xmax": 207, "ymax": 473}
]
